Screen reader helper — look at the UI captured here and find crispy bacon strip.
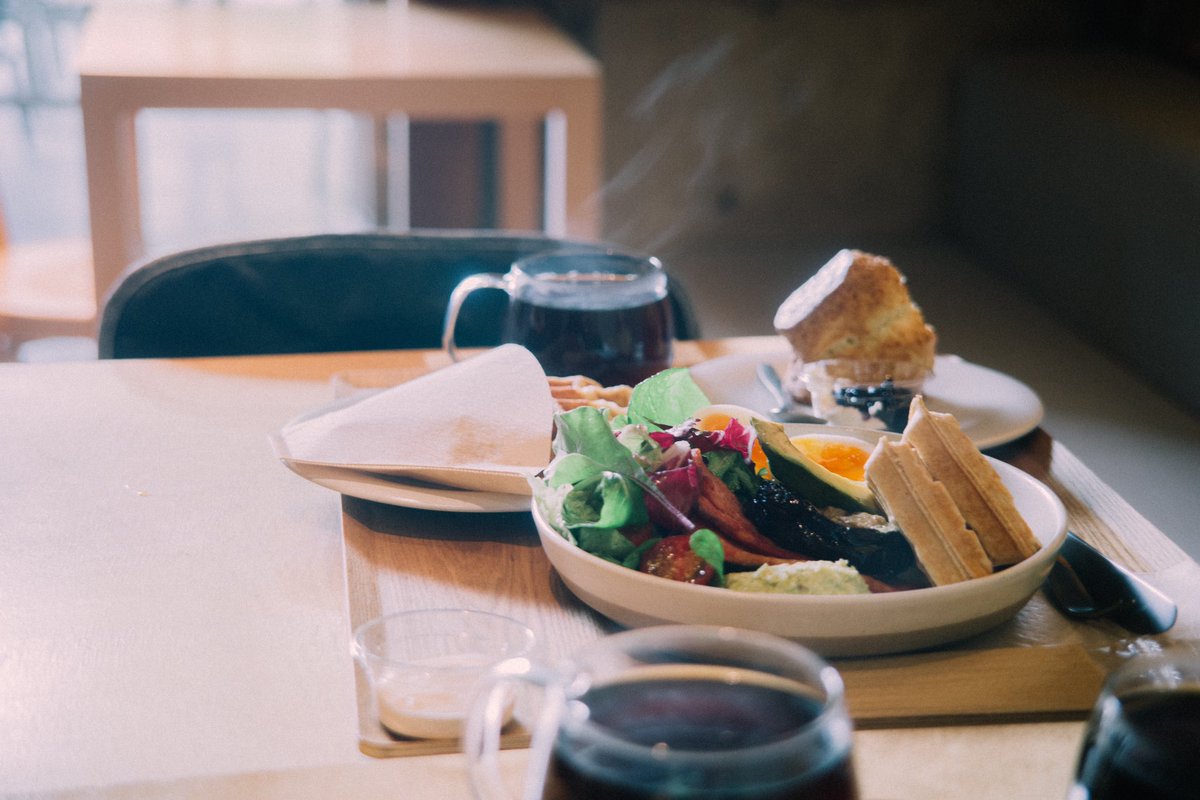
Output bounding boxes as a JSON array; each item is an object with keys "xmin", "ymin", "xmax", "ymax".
[
  {"xmin": 691, "ymin": 450, "xmax": 801, "ymax": 560},
  {"xmin": 862, "ymin": 575, "xmax": 903, "ymax": 593},
  {"xmin": 716, "ymin": 535, "xmax": 809, "ymax": 568}
]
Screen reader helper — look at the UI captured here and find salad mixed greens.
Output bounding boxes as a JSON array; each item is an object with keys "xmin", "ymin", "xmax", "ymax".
[
  {"xmin": 532, "ymin": 369, "xmax": 727, "ymax": 584},
  {"xmin": 530, "ymin": 368, "xmax": 921, "ymax": 591}
]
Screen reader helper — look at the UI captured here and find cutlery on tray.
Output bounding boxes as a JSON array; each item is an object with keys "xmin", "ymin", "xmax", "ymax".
[
  {"xmin": 1043, "ymin": 531, "xmax": 1177, "ymax": 635},
  {"xmin": 755, "ymin": 363, "xmax": 825, "ymax": 424}
]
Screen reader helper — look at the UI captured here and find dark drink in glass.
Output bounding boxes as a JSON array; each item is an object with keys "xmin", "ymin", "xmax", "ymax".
[
  {"xmin": 465, "ymin": 627, "xmax": 860, "ymax": 800},
  {"xmin": 541, "ymin": 669, "xmax": 858, "ymax": 800},
  {"xmin": 1072, "ymin": 687, "xmax": 1200, "ymax": 800},
  {"xmin": 504, "ymin": 285, "xmax": 673, "ymax": 387},
  {"xmin": 444, "ymin": 249, "xmax": 676, "ymax": 386}
]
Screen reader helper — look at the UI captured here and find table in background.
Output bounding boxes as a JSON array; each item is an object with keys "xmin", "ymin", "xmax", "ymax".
[
  {"xmin": 77, "ymin": 1, "xmax": 602, "ymax": 305},
  {"xmin": 2, "ymin": 337, "xmax": 1195, "ymax": 799}
]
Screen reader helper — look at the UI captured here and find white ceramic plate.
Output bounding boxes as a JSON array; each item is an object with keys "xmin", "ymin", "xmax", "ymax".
[
  {"xmin": 690, "ymin": 349, "xmax": 1043, "ymax": 450},
  {"xmin": 533, "ymin": 426, "xmax": 1067, "ymax": 657},
  {"xmin": 275, "ymin": 389, "xmax": 533, "ymax": 513},
  {"xmin": 281, "ymin": 460, "xmax": 531, "ymax": 513}
]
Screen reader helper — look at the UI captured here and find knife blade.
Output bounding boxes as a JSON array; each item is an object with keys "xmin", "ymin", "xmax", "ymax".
[{"xmin": 1043, "ymin": 531, "xmax": 1177, "ymax": 635}]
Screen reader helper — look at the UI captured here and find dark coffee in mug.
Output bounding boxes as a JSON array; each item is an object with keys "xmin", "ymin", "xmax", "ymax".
[
  {"xmin": 541, "ymin": 670, "xmax": 858, "ymax": 800},
  {"xmin": 504, "ymin": 281, "xmax": 672, "ymax": 387}
]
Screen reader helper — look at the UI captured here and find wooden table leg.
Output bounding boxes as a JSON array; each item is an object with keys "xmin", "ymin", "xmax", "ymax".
[
  {"xmin": 497, "ymin": 114, "xmax": 543, "ymax": 233},
  {"xmin": 560, "ymin": 80, "xmax": 602, "ymax": 240},
  {"xmin": 81, "ymin": 80, "xmax": 144, "ymax": 305}
]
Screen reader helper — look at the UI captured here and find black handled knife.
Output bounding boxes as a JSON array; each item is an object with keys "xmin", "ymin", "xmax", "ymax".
[{"xmin": 1043, "ymin": 531, "xmax": 1178, "ymax": 635}]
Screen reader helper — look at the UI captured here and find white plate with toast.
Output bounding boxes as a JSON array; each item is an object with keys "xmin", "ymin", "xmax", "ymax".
[
  {"xmin": 690, "ymin": 348, "xmax": 1043, "ymax": 450},
  {"xmin": 533, "ymin": 424, "xmax": 1067, "ymax": 657}
]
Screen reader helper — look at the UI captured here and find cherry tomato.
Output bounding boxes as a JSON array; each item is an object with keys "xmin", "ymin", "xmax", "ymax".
[{"xmin": 638, "ymin": 536, "xmax": 717, "ymax": 585}]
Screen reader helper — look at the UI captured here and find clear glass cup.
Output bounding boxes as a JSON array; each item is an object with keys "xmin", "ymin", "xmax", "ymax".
[
  {"xmin": 465, "ymin": 625, "xmax": 860, "ymax": 800},
  {"xmin": 1069, "ymin": 646, "xmax": 1200, "ymax": 799},
  {"xmin": 802, "ymin": 358, "xmax": 929, "ymax": 432},
  {"xmin": 442, "ymin": 249, "xmax": 674, "ymax": 387},
  {"xmin": 352, "ymin": 608, "xmax": 536, "ymax": 741}
]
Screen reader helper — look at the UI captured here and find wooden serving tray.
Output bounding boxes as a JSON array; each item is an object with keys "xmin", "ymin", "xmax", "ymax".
[
  {"xmin": 334, "ymin": 366, "xmax": 1187, "ymax": 757},
  {"xmin": 341, "ymin": 494, "xmax": 1111, "ymax": 757}
]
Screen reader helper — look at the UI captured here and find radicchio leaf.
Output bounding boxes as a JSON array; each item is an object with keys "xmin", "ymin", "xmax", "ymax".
[{"xmin": 647, "ymin": 463, "xmax": 700, "ymax": 534}]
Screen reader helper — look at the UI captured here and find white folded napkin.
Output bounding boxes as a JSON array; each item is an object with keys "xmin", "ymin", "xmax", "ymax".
[{"xmin": 272, "ymin": 345, "xmax": 554, "ymax": 495}]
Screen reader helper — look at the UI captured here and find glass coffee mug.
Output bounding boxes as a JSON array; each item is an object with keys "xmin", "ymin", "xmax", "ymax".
[
  {"xmin": 442, "ymin": 249, "xmax": 674, "ymax": 387},
  {"xmin": 1070, "ymin": 646, "xmax": 1200, "ymax": 800},
  {"xmin": 464, "ymin": 625, "xmax": 860, "ymax": 800}
]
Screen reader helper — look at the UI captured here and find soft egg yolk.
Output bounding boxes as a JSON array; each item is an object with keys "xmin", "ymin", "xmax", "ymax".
[
  {"xmin": 790, "ymin": 439, "xmax": 869, "ymax": 482},
  {"xmin": 697, "ymin": 413, "xmax": 770, "ymax": 475},
  {"xmin": 697, "ymin": 412, "xmax": 734, "ymax": 432}
]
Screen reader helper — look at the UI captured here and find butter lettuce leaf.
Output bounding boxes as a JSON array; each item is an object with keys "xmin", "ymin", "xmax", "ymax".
[
  {"xmin": 535, "ymin": 406, "xmax": 695, "ymax": 559},
  {"xmin": 551, "ymin": 406, "xmax": 642, "ymax": 476},
  {"xmin": 617, "ymin": 368, "xmax": 711, "ymax": 429}
]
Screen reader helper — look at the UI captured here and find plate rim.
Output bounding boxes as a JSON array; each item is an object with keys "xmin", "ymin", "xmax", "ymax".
[
  {"xmin": 283, "ymin": 460, "xmax": 531, "ymax": 513},
  {"xmin": 689, "ymin": 348, "xmax": 1044, "ymax": 450}
]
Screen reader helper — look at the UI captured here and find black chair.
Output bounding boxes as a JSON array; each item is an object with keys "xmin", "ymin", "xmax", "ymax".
[{"xmin": 97, "ymin": 231, "xmax": 700, "ymax": 359}]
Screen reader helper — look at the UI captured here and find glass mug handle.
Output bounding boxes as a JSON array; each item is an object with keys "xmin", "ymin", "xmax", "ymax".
[
  {"xmin": 464, "ymin": 658, "xmax": 565, "ymax": 800},
  {"xmin": 442, "ymin": 273, "xmax": 511, "ymax": 363}
]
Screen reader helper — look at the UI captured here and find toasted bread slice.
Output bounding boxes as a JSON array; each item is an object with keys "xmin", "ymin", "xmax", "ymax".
[
  {"xmin": 865, "ymin": 439, "xmax": 994, "ymax": 586},
  {"xmin": 547, "ymin": 375, "xmax": 632, "ymax": 419},
  {"xmin": 774, "ymin": 249, "xmax": 937, "ymax": 370},
  {"xmin": 902, "ymin": 396, "xmax": 1040, "ymax": 566}
]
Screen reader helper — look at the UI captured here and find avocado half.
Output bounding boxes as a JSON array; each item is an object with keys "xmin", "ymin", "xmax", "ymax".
[{"xmin": 752, "ymin": 419, "xmax": 880, "ymax": 514}]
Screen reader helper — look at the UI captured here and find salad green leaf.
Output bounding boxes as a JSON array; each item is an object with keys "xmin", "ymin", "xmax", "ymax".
[
  {"xmin": 701, "ymin": 449, "xmax": 760, "ymax": 505},
  {"xmin": 617, "ymin": 368, "xmax": 711, "ymax": 428},
  {"xmin": 576, "ymin": 524, "xmax": 643, "ymax": 564},
  {"xmin": 549, "ymin": 406, "xmax": 642, "ymax": 477},
  {"xmin": 533, "ymin": 370, "xmax": 751, "ymax": 582},
  {"xmin": 535, "ymin": 404, "xmax": 697, "ymax": 555},
  {"xmin": 689, "ymin": 529, "xmax": 726, "ymax": 584}
]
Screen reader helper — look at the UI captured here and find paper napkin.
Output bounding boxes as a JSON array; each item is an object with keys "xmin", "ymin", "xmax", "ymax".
[{"xmin": 272, "ymin": 345, "xmax": 554, "ymax": 495}]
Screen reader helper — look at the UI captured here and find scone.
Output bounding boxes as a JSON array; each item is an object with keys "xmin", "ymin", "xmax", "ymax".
[{"xmin": 774, "ymin": 249, "xmax": 936, "ymax": 399}]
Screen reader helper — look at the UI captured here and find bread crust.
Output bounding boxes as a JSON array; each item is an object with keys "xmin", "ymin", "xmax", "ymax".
[
  {"xmin": 902, "ymin": 396, "xmax": 1040, "ymax": 566},
  {"xmin": 774, "ymin": 249, "xmax": 936, "ymax": 371},
  {"xmin": 865, "ymin": 439, "xmax": 994, "ymax": 586},
  {"xmin": 547, "ymin": 375, "xmax": 632, "ymax": 419}
]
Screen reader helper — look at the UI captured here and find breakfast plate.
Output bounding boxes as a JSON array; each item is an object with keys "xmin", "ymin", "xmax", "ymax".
[
  {"xmin": 272, "ymin": 386, "xmax": 536, "ymax": 514},
  {"xmin": 532, "ymin": 424, "xmax": 1067, "ymax": 657},
  {"xmin": 690, "ymin": 348, "xmax": 1043, "ymax": 450},
  {"xmin": 279, "ymin": 459, "xmax": 531, "ymax": 513}
]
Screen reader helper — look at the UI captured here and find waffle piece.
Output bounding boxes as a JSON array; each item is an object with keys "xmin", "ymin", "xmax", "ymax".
[
  {"xmin": 902, "ymin": 396, "xmax": 1040, "ymax": 566},
  {"xmin": 865, "ymin": 439, "xmax": 994, "ymax": 586},
  {"xmin": 547, "ymin": 375, "xmax": 633, "ymax": 419}
]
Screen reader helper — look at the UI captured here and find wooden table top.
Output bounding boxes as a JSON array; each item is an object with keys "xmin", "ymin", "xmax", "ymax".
[
  {"xmin": 1, "ymin": 337, "xmax": 1195, "ymax": 799},
  {"xmin": 77, "ymin": 2, "xmax": 599, "ymax": 82}
]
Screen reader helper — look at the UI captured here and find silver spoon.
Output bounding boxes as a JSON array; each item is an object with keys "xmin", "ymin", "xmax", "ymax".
[{"xmin": 755, "ymin": 363, "xmax": 825, "ymax": 424}]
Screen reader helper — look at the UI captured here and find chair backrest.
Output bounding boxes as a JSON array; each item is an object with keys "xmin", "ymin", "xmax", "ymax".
[{"xmin": 97, "ymin": 231, "xmax": 700, "ymax": 359}]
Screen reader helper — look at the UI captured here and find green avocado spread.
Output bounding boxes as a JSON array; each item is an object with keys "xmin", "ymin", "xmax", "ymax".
[{"xmin": 725, "ymin": 560, "xmax": 870, "ymax": 595}]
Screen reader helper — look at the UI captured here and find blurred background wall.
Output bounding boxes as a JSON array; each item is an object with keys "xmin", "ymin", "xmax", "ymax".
[{"xmin": 4, "ymin": 0, "xmax": 1198, "ymax": 405}]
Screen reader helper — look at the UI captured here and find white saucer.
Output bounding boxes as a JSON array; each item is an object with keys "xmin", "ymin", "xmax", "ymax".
[
  {"xmin": 282, "ymin": 460, "xmax": 531, "ymax": 513},
  {"xmin": 690, "ymin": 349, "xmax": 1043, "ymax": 450}
]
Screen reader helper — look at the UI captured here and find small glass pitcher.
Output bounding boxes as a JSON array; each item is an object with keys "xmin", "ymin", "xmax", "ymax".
[{"xmin": 442, "ymin": 249, "xmax": 674, "ymax": 387}]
